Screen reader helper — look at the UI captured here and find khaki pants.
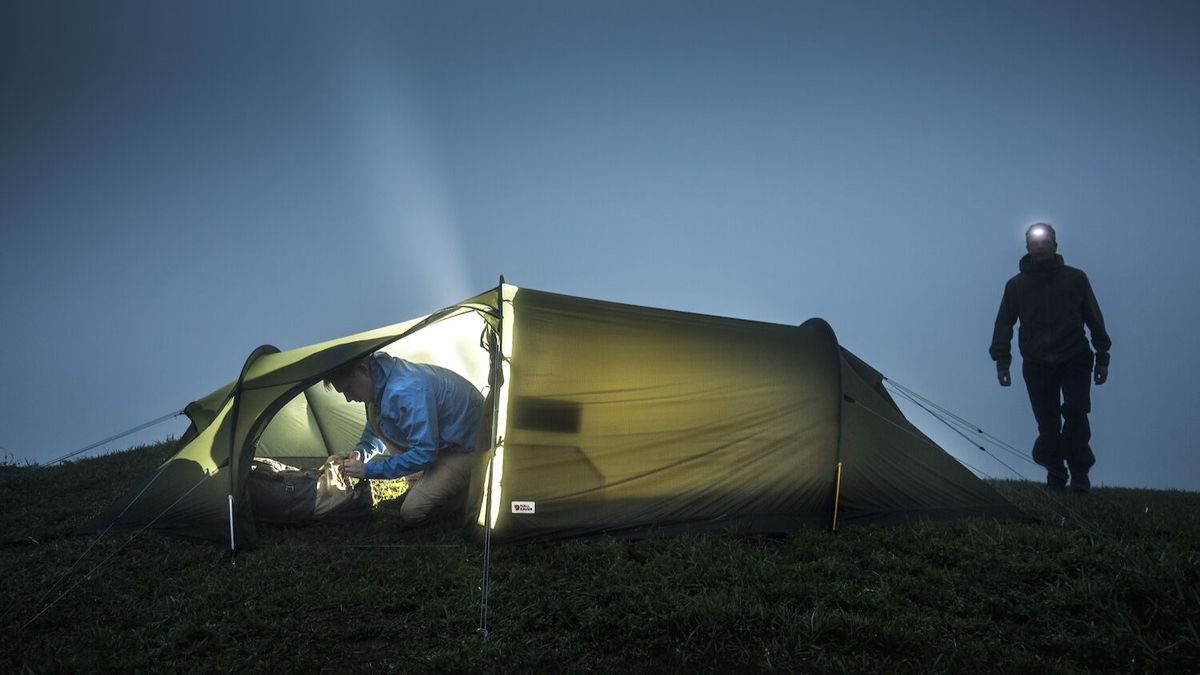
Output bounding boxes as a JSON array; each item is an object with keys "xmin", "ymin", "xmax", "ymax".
[
  {"xmin": 399, "ymin": 448, "xmax": 477, "ymax": 525},
  {"xmin": 392, "ymin": 390, "xmax": 494, "ymax": 526}
]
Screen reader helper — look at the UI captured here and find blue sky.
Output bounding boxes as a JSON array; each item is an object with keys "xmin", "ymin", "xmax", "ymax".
[{"xmin": 2, "ymin": 1, "xmax": 1198, "ymax": 490}]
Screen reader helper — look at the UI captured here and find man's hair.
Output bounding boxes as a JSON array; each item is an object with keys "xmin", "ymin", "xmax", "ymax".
[
  {"xmin": 1026, "ymin": 222, "xmax": 1057, "ymax": 242},
  {"xmin": 322, "ymin": 357, "xmax": 369, "ymax": 391}
]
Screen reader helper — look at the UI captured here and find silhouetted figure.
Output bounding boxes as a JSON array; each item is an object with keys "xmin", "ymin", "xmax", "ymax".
[{"xmin": 990, "ymin": 223, "xmax": 1111, "ymax": 493}]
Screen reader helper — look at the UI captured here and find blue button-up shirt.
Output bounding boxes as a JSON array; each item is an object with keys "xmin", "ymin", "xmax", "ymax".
[{"xmin": 354, "ymin": 353, "xmax": 485, "ymax": 479}]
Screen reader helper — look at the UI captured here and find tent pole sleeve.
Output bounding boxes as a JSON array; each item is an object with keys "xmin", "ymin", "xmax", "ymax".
[{"xmin": 831, "ymin": 462, "xmax": 843, "ymax": 532}]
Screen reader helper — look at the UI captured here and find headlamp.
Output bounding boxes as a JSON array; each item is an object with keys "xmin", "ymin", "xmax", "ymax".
[{"xmin": 1029, "ymin": 226, "xmax": 1048, "ymax": 240}]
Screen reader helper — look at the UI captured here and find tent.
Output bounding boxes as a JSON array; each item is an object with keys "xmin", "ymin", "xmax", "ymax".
[{"xmin": 81, "ymin": 284, "xmax": 1024, "ymax": 548}]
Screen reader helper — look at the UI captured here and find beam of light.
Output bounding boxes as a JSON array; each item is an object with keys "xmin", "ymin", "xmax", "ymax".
[{"xmin": 339, "ymin": 33, "xmax": 471, "ymax": 305}]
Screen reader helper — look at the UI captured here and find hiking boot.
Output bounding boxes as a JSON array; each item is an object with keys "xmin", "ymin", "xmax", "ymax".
[
  {"xmin": 1070, "ymin": 473, "xmax": 1090, "ymax": 494},
  {"xmin": 1045, "ymin": 467, "xmax": 1068, "ymax": 492},
  {"xmin": 1046, "ymin": 472, "xmax": 1067, "ymax": 492}
]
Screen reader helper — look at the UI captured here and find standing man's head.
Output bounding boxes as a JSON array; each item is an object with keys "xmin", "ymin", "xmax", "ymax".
[
  {"xmin": 324, "ymin": 357, "xmax": 374, "ymax": 403},
  {"xmin": 1025, "ymin": 223, "xmax": 1058, "ymax": 263}
]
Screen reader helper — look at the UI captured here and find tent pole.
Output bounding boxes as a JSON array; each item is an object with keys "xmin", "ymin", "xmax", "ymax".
[
  {"xmin": 225, "ymin": 344, "xmax": 280, "ymax": 554},
  {"xmin": 478, "ymin": 275, "xmax": 505, "ymax": 638}
]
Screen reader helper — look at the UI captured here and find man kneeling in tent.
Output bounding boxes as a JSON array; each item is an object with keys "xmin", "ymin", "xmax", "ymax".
[{"xmin": 325, "ymin": 353, "xmax": 485, "ymax": 527}]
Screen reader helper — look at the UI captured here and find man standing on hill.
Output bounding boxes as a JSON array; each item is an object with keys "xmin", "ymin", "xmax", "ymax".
[
  {"xmin": 990, "ymin": 223, "xmax": 1112, "ymax": 494},
  {"xmin": 325, "ymin": 353, "xmax": 486, "ymax": 526}
]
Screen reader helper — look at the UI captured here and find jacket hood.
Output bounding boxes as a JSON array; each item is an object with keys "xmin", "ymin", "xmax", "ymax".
[{"xmin": 1019, "ymin": 253, "xmax": 1065, "ymax": 274}]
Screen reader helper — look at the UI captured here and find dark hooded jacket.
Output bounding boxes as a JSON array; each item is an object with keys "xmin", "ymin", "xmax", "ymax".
[{"xmin": 990, "ymin": 254, "xmax": 1111, "ymax": 370}]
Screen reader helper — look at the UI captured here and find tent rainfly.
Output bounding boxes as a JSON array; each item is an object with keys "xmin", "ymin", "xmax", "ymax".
[{"xmin": 81, "ymin": 284, "xmax": 1025, "ymax": 548}]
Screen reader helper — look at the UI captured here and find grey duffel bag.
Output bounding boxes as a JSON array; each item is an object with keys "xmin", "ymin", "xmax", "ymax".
[{"xmin": 249, "ymin": 456, "xmax": 373, "ymax": 525}]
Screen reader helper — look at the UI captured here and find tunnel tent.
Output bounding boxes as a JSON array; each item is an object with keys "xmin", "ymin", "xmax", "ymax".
[{"xmin": 81, "ymin": 283, "xmax": 1025, "ymax": 548}]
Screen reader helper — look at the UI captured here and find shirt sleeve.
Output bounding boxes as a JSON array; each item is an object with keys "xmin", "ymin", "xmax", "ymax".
[
  {"xmin": 353, "ymin": 425, "xmax": 387, "ymax": 463},
  {"xmin": 362, "ymin": 383, "xmax": 441, "ymax": 479},
  {"xmin": 1081, "ymin": 273, "xmax": 1112, "ymax": 367},
  {"xmin": 989, "ymin": 282, "xmax": 1018, "ymax": 370}
]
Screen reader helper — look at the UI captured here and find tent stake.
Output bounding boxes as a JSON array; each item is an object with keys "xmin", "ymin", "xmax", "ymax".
[{"xmin": 228, "ymin": 494, "xmax": 236, "ymax": 553}]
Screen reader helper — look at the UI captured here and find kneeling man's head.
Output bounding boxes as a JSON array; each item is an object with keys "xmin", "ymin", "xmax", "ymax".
[{"xmin": 323, "ymin": 358, "xmax": 374, "ymax": 403}]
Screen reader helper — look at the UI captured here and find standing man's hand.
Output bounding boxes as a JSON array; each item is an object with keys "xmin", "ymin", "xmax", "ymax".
[
  {"xmin": 997, "ymin": 368, "xmax": 1012, "ymax": 387},
  {"xmin": 1094, "ymin": 363, "xmax": 1108, "ymax": 386}
]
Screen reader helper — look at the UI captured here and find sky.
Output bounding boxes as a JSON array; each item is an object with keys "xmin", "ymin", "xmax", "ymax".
[{"xmin": 2, "ymin": 1, "xmax": 1198, "ymax": 491}]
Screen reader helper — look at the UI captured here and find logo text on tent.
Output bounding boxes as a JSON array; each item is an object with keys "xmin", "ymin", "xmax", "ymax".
[{"xmin": 511, "ymin": 501, "xmax": 536, "ymax": 514}]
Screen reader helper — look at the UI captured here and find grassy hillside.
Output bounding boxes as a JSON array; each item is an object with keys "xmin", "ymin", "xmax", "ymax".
[{"xmin": 1, "ymin": 441, "xmax": 1197, "ymax": 673}]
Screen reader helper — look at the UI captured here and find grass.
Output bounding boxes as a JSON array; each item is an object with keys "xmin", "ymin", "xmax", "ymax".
[{"xmin": 1, "ymin": 441, "xmax": 1198, "ymax": 673}]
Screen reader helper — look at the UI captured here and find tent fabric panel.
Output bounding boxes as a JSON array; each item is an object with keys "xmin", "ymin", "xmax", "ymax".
[
  {"xmin": 241, "ymin": 289, "xmax": 499, "ymax": 391},
  {"xmin": 178, "ymin": 380, "xmax": 236, "ymax": 446},
  {"xmin": 378, "ymin": 310, "xmax": 495, "ymax": 393},
  {"xmin": 305, "ymin": 384, "xmax": 371, "ymax": 459},
  {"xmin": 254, "ymin": 387, "xmax": 339, "ymax": 466},
  {"xmin": 242, "ymin": 333, "xmax": 424, "ymax": 390},
  {"xmin": 489, "ymin": 289, "xmax": 843, "ymax": 543},
  {"xmin": 835, "ymin": 349, "xmax": 1026, "ymax": 525},
  {"xmin": 77, "ymin": 397, "xmax": 255, "ymax": 546}
]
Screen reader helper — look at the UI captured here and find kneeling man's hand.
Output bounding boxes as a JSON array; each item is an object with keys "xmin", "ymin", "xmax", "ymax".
[
  {"xmin": 1094, "ymin": 364, "xmax": 1108, "ymax": 386},
  {"xmin": 997, "ymin": 368, "xmax": 1011, "ymax": 387},
  {"xmin": 341, "ymin": 456, "xmax": 365, "ymax": 478}
]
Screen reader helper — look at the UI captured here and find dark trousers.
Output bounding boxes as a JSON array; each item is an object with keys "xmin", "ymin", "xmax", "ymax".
[{"xmin": 1023, "ymin": 350, "xmax": 1095, "ymax": 487}]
